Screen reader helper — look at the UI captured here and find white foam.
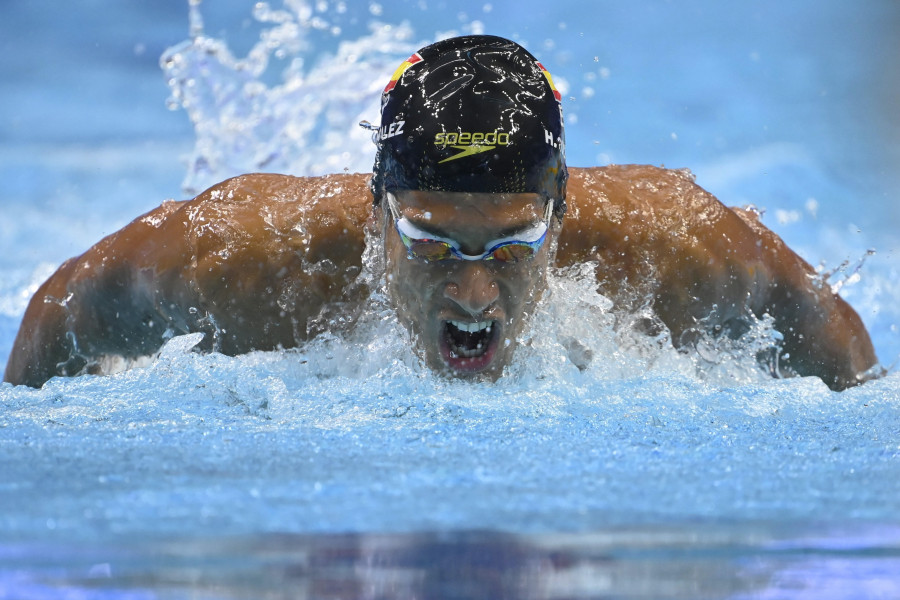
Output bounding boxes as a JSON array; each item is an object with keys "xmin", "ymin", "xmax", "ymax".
[{"xmin": 2, "ymin": 255, "xmax": 898, "ymax": 541}]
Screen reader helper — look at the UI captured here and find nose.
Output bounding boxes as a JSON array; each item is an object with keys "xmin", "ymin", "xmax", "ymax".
[{"xmin": 444, "ymin": 261, "xmax": 499, "ymax": 315}]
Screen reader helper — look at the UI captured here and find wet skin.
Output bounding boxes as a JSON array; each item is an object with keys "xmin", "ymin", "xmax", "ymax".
[
  {"xmin": 382, "ymin": 190, "xmax": 553, "ymax": 378},
  {"xmin": 3, "ymin": 167, "xmax": 880, "ymax": 390}
]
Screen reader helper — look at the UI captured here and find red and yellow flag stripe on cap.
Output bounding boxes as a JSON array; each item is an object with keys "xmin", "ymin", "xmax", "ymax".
[
  {"xmin": 383, "ymin": 52, "xmax": 423, "ymax": 94},
  {"xmin": 536, "ymin": 61, "xmax": 562, "ymax": 102}
]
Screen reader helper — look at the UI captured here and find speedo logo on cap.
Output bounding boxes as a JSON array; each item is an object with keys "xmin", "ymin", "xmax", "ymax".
[{"xmin": 434, "ymin": 130, "xmax": 510, "ymax": 163}]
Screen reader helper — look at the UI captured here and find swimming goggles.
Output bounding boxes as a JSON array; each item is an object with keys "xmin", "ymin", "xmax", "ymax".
[{"xmin": 386, "ymin": 193, "xmax": 553, "ymax": 263}]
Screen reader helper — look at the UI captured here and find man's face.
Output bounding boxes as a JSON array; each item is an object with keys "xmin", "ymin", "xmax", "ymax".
[{"xmin": 382, "ymin": 190, "xmax": 555, "ymax": 378}]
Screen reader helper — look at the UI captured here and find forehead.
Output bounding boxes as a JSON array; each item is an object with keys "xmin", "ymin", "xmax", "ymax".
[{"xmin": 392, "ymin": 190, "xmax": 545, "ymax": 230}]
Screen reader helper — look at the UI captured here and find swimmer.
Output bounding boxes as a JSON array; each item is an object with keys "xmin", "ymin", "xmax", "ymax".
[{"xmin": 4, "ymin": 35, "xmax": 880, "ymax": 390}]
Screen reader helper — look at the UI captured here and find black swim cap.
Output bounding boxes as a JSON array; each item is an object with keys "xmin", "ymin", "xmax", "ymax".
[{"xmin": 372, "ymin": 35, "xmax": 567, "ymax": 218}]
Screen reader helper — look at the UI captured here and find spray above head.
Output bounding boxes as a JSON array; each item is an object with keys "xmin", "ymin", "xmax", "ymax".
[{"xmin": 371, "ymin": 35, "xmax": 567, "ymax": 218}]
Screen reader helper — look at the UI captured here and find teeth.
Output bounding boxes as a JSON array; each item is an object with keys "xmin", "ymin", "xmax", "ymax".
[
  {"xmin": 445, "ymin": 320, "xmax": 495, "ymax": 359},
  {"xmin": 448, "ymin": 320, "xmax": 492, "ymax": 333}
]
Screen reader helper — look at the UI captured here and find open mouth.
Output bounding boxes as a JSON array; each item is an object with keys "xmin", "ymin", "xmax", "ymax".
[{"xmin": 439, "ymin": 319, "xmax": 500, "ymax": 372}]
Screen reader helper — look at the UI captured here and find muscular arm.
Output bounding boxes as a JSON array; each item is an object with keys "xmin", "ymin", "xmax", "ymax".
[
  {"xmin": 731, "ymin": 205, "xmax": 879, "ymax": 389},
  {"xmin": 4, "ymin": 172, "xmax": 372, "ymax": 388},
  {"xmin": 557, "ymin": 165, "xmax": 879, "ymax": 390}
]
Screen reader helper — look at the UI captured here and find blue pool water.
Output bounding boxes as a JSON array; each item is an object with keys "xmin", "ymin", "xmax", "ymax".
[{"xmin": 1, "ymin": 1, "xmax": 899, "ymax": 598}]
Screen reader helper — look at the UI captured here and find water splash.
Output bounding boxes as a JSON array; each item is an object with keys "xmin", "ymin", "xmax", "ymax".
[
  {"xmin": 237, "ymin": 248, "xmax": 786, "ymax": 421},
  {"xmin": 812, "ymin": 248, "xmax": 877, "ymax": 295},
  {"xmin": 161, "ymin": 0, "xmax": 416, "ymax": 196}
]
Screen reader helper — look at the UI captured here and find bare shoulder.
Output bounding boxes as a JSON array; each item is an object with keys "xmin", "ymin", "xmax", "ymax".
[
  {"xmin": 66, "ymin": 172, "xmax": 373, "ymax": 271},
  {"xmin": 182, "ymin": 172, "xmax": 372, "ymax": 250},
  {"xmin": 188, "ymin": 172, "xmax": 372, "ymax": 214},
  {"xmin": 557, "ymin": 165, "xmax": 878, "ymax": 390},
  {"xmin": 165, "ymin": 172, "xmax": 375, "ymax": 353},
  {"xmin": 557, "ymin": 165, "xmax": 765, "ymax": 300},
  {"xmin": 3, "ymin": 172, "xmax": 375, "ymax": 387},
  {"xmin": 561, "ymin": 165, "xmax": 735, "ymax": 248}
]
